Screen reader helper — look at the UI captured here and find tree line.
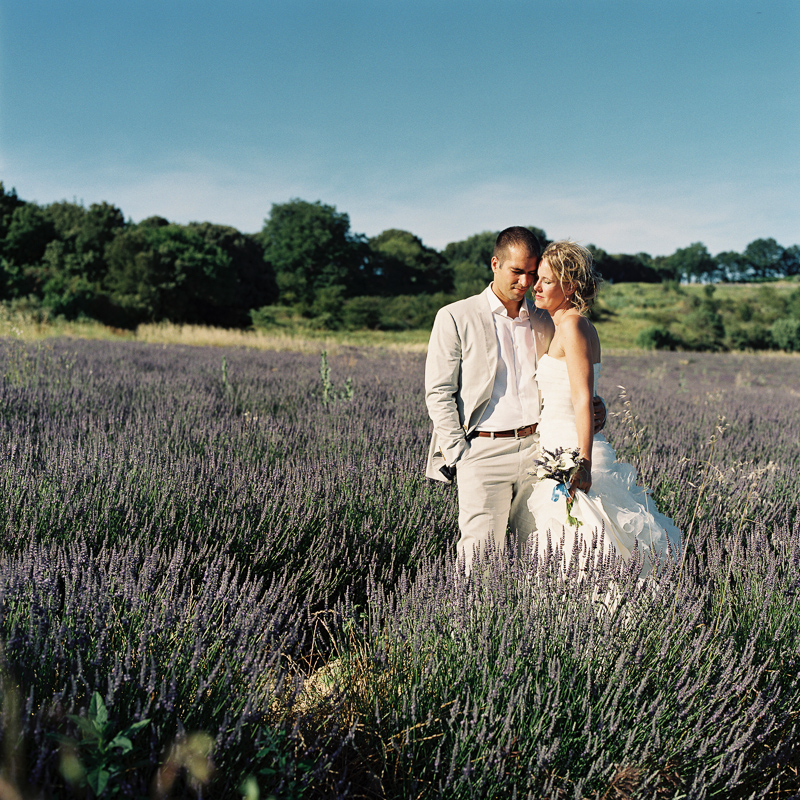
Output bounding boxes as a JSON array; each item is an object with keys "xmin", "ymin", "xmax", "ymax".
[{"xmin": 1, "ymin": 182, "xmax": 798, "ymax": 332}]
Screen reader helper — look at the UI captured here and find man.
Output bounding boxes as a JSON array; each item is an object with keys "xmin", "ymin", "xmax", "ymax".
[{"xmin": 425, "ymin": 227, "xmax": 602, "ymax": 570}]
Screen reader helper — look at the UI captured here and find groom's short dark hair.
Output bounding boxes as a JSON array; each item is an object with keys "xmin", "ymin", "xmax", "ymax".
[{"xmin": 494, "ymin": 227, "xmax": 543, "ymax": 262}]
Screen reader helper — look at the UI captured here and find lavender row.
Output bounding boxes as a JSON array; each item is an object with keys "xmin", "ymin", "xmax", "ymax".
[
  {"xmin": 0, "ymin": 341, "xmax": 455, "ymax": 604},
  {"xmin": 328, "ymin": 518, "xmax": 800, "ymax": 798},
  {"xmin": 0, "ymin": 531, "xmax": 321, "ymax": 796},
  {"xmin": 0, "ymin": 338, "xmax": 798, "ymax": 796}
]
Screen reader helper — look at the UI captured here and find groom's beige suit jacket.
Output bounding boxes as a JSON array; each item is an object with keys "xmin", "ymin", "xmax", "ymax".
[{"xmin": 425, "ymin": 292, "xmax": 553, "ymax": 482}]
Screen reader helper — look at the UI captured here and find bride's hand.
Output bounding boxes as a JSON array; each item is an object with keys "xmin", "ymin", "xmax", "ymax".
[{"xmin": 570, "ymin": 459, "xmax": 592, "ymax": 497}]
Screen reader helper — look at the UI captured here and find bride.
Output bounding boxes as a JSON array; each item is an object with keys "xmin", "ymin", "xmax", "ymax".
[{"xmin": 528, "ymin": 240, "xmax": 681, "ymax": 576}]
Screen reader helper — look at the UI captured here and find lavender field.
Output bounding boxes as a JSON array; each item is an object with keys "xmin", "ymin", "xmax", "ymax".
[{"xmin": 0, "ymin": 337, "xmax": 799, "ymax": 799}]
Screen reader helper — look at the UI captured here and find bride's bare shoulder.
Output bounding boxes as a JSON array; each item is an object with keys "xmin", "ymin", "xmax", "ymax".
[{"xmin": 559, "ymin": 314, "xmax": 601, "ymax": 359}]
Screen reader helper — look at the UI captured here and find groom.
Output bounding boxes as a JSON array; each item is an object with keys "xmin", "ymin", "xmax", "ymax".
[{"xmin": 425, "ymin": 227, "xmax": 602, "ymax": 570}]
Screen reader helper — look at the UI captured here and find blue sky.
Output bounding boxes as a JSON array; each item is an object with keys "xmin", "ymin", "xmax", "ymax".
[{"xmin": 1, "ymin": 0, "xmax": 798, "ymax": 256}]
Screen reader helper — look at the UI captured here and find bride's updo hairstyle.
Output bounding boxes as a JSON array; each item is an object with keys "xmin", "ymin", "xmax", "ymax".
[{"xmin": 540, "ymin": 240, "xmax": 602, "ymax": 315}]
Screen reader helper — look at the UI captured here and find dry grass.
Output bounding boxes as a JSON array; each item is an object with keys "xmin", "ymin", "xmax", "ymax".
[
  {"xmin": 0, "ymin": 310, "xmax": 430, "ymax": 354},
  {"xmin": 136, "ymin": 322, "xmax": 344, "ymax": 353},
  {"xmin": 0, "ymin": 308, "xmax": 131, "ymax": 343},
  {"xmin": 135, "ymin": 322, "xmax": 430, "ymax": 354}
]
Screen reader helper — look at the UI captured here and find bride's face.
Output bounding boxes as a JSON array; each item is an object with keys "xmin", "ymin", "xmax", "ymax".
[{"xmin": 534, "ymin": 260, "xmax": 574, "ymax": 314}]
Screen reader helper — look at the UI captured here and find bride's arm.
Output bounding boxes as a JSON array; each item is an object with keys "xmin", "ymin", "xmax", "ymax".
[{"xmin": 561, "ymin": 315, "xmax": 595, "ymax": 494}]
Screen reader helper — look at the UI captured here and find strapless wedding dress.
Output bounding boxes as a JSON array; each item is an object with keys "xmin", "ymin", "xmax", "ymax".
[{"xmin": 529, "ymin": 354, "xmax": 681, "ymax": 573}]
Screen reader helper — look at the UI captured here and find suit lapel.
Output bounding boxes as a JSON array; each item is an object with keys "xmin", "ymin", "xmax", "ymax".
[{"xmin": 475, "ymin": 294, "xmax": 498, "ymax": 379}]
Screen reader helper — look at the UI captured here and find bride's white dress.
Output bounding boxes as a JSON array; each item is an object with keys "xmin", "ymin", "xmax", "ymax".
[{"xmin": 529, "ymin": 354, "xmax": 681, "ymax": 573}]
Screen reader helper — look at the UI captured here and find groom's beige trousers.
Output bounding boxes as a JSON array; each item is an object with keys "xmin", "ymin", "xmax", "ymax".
[{"xmin": 455, "ymin": 433, "xmax": 540, "ymax": 569}]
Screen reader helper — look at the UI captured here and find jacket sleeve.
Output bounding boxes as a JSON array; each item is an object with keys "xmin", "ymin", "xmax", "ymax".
[{"xmin": 425, "ymin": 307, "xmax": 470, "ymax": 468}]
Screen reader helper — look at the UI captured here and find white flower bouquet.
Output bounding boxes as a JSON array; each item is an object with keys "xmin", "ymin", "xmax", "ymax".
[{"xmin": 530, "ymin": 446, "xmax": 583, "ymax": 528}]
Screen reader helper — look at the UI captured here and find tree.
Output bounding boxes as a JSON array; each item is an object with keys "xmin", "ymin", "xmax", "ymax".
[
  {"xmin": 188, "ymin": 223, "xmax": 278, "ymax": 326},
  {"xmin": 661, "ymin": 242, "xmax": 717, "ymax": 283},
  {"xmin": 0, "ymin": 183, "xmax": 25, "ymax": 242},
  {"xmin": 105, "ymin": 222, "xmax": 235, "ymax": 326},
  {"xmin": 780, "ymin": 244, "xmax": 800, "ymax": 276},
  {"xmin": 76, "ymin": 202, "xmax": 126, "ymax": 281},
  {"xmin": 36, "ymin": 201, "xmax": 126, "ymax": 317},
  {"xmin": 366, "ymin": 229, "xmax": 451, "ymax": 295},
  {"xmin": 41, "ymin": 201, "xmax": 126, "ymax": 273},
  {"xmin": 0, "ymin": 203, "xmax": 58, "ymax": 298},
  {"xmin": 2, "ymin": 203, "xmax": 57, "ymax": 273},
  {"xmin": 714, "ymin": 251, "xmax": 748, "ymax": 282},
  {"xmin": 586, "ymin": 247, "xmax": 661, "ymax": 283},
  {"xmin": 442, "ymin": 231, "xmax": 498, "ymax": 274},
  {"xmin": 742, "ymin": 238, "xmax": 785, "ymax": 279},
  {"xmin": 258, "ymin": 199, "xmax": 368, "ymax": 308},
  {"xmin": 452, "ymin": 260, "xmax": 490, "ymax": 299}
]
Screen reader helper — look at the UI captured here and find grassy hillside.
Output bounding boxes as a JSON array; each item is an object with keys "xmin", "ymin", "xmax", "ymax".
[{"xmin": 592, "ymin": 278, "xmax": 800, "ymax": 350}]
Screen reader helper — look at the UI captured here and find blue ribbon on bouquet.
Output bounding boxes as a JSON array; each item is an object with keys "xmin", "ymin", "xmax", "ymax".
[{"xmin": 551, "ymin": 483, "xmax": 569, "ymax": 502}]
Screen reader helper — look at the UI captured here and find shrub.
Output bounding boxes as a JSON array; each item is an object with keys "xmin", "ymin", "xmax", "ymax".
[
  {"xmin": 770, "ymin": 317, "xmax": 800, "ymax": 352},
  {"xmin": 726, "ymin": 324, "xmax": 772, "ymax": 351},
  {"xmin": 341, "ymin": 296, "xmax": 382, "ymax": 330},
  {"xmin": 377, "ymin": 292, "xmax": 453, "ymax": 331},
  {"xmin": 683, "ymin": 307, "xmax": 726, "ymax": 351},
  {"xmin": 733, "ymin": 300, "xmax": 754, "ymax": 321},
  {"xmin": 635, "ymin": 325, "xmax": 682, "ymax": 350}
]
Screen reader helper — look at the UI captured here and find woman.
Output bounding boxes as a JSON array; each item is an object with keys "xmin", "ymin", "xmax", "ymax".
[{"xmin": 528, "ymin": 241, "xmax": 681, "ymax": 575}]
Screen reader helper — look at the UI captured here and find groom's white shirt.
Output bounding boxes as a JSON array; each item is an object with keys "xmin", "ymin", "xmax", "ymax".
[
  {"xmin": 424, "ymin": 286, "xmax": 553, "ymax": 482},
  {"xmin": 477, "ymin": 285, "xmax": 540, "ymax": 431}
]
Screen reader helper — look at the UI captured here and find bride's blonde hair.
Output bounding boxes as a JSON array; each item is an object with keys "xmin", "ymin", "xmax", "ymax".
[{"xmin": 540, "ymin": 241, "xmax": 602, "ymax": 314}]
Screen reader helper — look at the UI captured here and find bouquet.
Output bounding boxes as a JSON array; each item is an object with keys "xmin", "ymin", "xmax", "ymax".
[{"xmin": 531, "ymin": 447, "xmax": 583, "ymax": 528}]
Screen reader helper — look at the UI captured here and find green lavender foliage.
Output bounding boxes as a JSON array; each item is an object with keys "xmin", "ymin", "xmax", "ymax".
[
  {"xmin": 319, "ymin": 349, "xmax": 354, "ymax": 405},
  {"xmin": 54, "ymin": 692, "xmax": 151, "ymax": 796}
]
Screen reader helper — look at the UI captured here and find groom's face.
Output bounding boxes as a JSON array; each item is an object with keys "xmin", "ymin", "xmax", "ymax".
[{"xmin": 490, "ymin": 244, "xmax": 539, "ymax": 311}]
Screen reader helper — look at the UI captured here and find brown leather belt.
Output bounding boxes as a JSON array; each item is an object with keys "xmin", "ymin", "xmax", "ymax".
[{"xmin": 469, "ymin": 423, "xmax": 538, "ymax": 440}]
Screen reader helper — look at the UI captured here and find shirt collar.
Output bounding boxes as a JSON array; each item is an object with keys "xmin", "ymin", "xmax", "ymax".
[{"xmin": 484, "ymin": 283, "xmax": 530, "ymax": 320}]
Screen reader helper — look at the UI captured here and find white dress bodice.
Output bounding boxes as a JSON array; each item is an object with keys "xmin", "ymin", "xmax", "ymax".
[{"xmin": 536, "ymin": 354, "xmax": 604, "ymax": 451}]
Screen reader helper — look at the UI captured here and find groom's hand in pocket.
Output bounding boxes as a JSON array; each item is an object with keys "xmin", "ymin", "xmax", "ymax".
[
  {"xmin": 439, "ymin": 464, "xmax": 457, "ymax": 482},
  {"xmin": 592, "ymin": 395, "xmax": 607, "ymax": 433}
]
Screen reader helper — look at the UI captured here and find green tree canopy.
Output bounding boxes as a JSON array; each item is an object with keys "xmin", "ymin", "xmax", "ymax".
[
  {"xmin": 0, "ymin": 203, "xmax": 59, "ymax": 298},
  {"xmin": 43, "ymin": 201, "xmax": 126, "ymax": 281},
  {"xmin": 2, "ymin": 203, "xmax": 57, "ymax": 271},
  {"xmin": 781, "ymin": 245, "xmax": 800, "ymax": 277},
  {"xmin": 742, "ymin": 238, "xmax": 785, "ymax": 279},
  {"xmin": 587, "ymin": 247, "xmax": 662, "ymax": 284},
  {"xmin": 259, "ymin": 199, "xmax": 368, "ymax": 308},
  {"xmin": 660, "ymin": 242, "xmax": 718, "ymax": 283},
  {"xmin": 0, "ymin": 183, "xmax": 26, "ymax": 242},
  {"xmin": 442, "ymin": 231, "xmax": 498, "ymax": 273},
  {"xmin": 188, "ymin": 222, "xmax": 278, "ymax": 326},
  {"xmin": 105, "ymin": 222, "xmax": 235, "ymax": 326},
  {"xmin": 713, "ymin": 251, "xmax": 747, "ymax": 282},
  {"xmin": 366, "ymin": 229, "xmax": 452, "ymax": 295}
]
